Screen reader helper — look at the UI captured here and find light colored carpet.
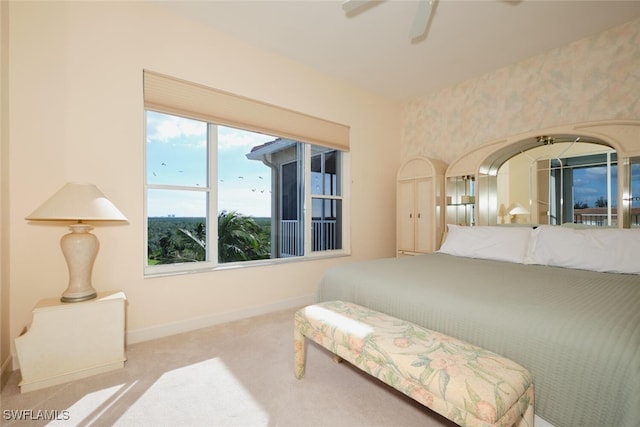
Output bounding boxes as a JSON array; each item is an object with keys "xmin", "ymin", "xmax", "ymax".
[{"xmin": 1, "ymin": 307, "xmax": 456, "ymax": 427}]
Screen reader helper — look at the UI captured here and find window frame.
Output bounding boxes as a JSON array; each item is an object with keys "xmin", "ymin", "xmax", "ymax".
[
  {"xmin": 547, "ymin": 151, "xmax": 618, "ymax": 226},
  {"xmin": 310, "ymin": 147, "xmax": 343, "ymax": 252},
  {"xmin": 144, "ymin": 109, "xmax": 350, "ymax": 277},
  {"xmin": 623, "ymin": 156, "xmax": 640, "ymax": 228}
]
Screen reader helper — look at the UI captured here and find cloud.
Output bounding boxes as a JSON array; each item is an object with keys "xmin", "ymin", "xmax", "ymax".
[
  {"xmin": 147, "ymin": 112, "xmax": 277, "ymax": 154},
  {"xmin": 575, "ymin": 186, "xmax": 600, "ymax": 196},
  {"xmin": 146, "ymin": 111, "xmax": 207, "ymax": 148},
  {"xmin": 218, "ymin": 126, "xmax": 276, "ymax": 151}
]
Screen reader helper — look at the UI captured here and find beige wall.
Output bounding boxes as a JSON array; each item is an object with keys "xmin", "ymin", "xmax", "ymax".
[
  {"xmin": 6, "ymin": 1, "xmax": 401, "ymax": 359},
  {"xmin": 401, "ymin": 18, "xmax": 640, "ymax": 165},
  {"xmin": 1, "ymin": 0, "xmax": 10, "ymax": 387}
]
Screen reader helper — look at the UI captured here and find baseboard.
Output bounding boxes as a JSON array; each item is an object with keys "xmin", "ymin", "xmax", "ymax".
[
  {"xmin": 18, "ymin": 359, "xmax": 125, "ymax": 393},
  {"xmin": 126, "ymin": 294, "xmax": 315, "ymax": 345},
  {"xmin": 534, "ymin": 415, "xmax": 556, "ymax": 427},
  {"xmin": 1, "ymin": 354, "xmax": 12, "ymax": 390}
]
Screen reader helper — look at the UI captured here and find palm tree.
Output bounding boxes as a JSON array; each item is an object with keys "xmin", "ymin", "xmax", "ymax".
[
  {"xmin": 218, "ymin": 210, "xmax": 270, "ymax": 262},
  {"xmin": 595, "ymin": 196, "xmax": 608, "ymax": 208},
  {"xmin": 177, "ymin": 226, "xmax": 206, "ymax": 262}
]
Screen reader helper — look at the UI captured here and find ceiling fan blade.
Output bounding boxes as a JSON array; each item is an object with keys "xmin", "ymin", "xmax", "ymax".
[
  {"xmin": 342, "ymin": 0, "xmax": 372, "ymax": 14},
  {"xmin": 409, "ymin": 0, "xmax": 435, "ymax": 40}
]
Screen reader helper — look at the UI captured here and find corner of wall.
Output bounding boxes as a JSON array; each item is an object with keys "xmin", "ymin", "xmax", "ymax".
[
  {"xmin": 1, "ymin": 0, "xmax": 13, "ymax": 390},
  {"xmin": 1, "ymin": 355, "xmax": 13, "ymax": 390}
]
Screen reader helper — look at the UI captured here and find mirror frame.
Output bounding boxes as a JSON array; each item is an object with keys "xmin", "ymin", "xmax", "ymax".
[{"xmin": 445, "ymin": 119, "xmax": 640, "ymax": 228}]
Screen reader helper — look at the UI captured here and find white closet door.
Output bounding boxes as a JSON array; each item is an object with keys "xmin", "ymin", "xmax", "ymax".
[
  {"xmin": 397, "ymin": 180, "xmax": 415, "ymax": 252},
  {"xmin": 415, "ymin": 178, "xmax": 433, "ymax": 253}
]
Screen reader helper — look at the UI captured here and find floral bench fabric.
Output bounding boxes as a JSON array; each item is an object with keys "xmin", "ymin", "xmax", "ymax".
[{"xmin": 294, "ymin": 301, "xmax": 534, "ymax": 427}]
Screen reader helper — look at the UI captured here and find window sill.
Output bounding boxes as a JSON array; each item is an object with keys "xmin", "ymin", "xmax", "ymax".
[{"xmin": 144, "ymin": 250, "xmax": 351, "ymax": 278}]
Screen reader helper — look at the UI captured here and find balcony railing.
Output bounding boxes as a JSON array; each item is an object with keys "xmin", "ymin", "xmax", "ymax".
[
  {"xmin": 313, "ymin": 219, "xmax": 338, "ymax": 251},
  {"xmin": 280, "ymin": 219, "xmax": 337, "ymax": 256},
  {"xmin": 573, "ymin": 213, "xmax": 618, "ymax": 227},
  {"xmin": 573, "ymin": 209, "xmax": 640, "ymax": 227},
  {"xmin": 280, "ymin": 220, "xmax": 301, "ymax": 257}
]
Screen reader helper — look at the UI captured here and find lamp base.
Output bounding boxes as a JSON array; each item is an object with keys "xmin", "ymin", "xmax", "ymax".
[
  {"xmin": 60, "ymin": 223, "xmax": 99, "ymax": 303},
  {"xmin": 61, "ymin": 291, "xmax": 97, "ymax": 303}
]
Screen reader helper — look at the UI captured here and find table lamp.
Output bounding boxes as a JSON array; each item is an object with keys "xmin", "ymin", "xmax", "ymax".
[
  {"xmin": 508, "ymin": 203, "xmax": 530, "ymax": 224},
  {"xmin": 26, "ymin": 182, "xmax": 128, "ymax": 302}
]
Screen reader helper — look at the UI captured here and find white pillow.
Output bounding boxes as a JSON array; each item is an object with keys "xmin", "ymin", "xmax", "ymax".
[
  {"xmin": 438, "ymin": 224, "xmax": 532, "ymax": 264},
  {"xmin": 526, "ymin": 225, "xmax": 640, "ymax": 274}
]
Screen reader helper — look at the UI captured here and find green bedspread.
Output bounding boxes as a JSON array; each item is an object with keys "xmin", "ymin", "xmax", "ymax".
[{"xmin": 317, "ymin": 253, "xmax": 640, "ymax": 427}]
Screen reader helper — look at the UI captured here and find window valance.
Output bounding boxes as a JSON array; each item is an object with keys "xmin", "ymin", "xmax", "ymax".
[{"xmin": 143, "ymin": 70, "xmax": 350, "ymax": 151}]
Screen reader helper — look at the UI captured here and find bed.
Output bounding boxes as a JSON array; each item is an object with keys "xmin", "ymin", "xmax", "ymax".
[{"xmin": 317, "ymin": 225, "xmax": 640, "ymax": 427}]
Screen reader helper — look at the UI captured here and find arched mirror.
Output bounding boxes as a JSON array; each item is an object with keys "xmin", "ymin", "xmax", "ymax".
[
  {"xmin": 444, "ymin": 120, "xmax": 640, "ymax": 231},
  {"xmin": 496, "ymin": 136, "xmax": 617, "ymax": 226}
]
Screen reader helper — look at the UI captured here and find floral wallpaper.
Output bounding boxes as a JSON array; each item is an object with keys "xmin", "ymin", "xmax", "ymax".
[{"xmin": 401, "ymin": 18, "xmax": 640, "ymax": 164}]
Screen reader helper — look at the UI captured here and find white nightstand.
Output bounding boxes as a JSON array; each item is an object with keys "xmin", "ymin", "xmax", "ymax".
[{"xmin": 14, "ymin": 290, "xmax": 126, "ymax": 393}]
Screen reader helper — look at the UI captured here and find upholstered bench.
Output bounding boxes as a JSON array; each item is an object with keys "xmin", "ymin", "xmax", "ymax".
[{"xmin": 294, "ymin": 301, "xmax": 534, "ymax": 427}]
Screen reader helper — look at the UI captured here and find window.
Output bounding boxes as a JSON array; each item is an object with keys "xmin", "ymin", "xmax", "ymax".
[
  {"xmin": 144, "ymin": 71, "xmax": 349, "ymax": 275},
  {"xmin": 629, "ymin": 157, "xmax": 640, "ymax": 228},
  {"xmin": 548, "ymin": 152, "xmax": 618, "ymax": 226},
  {"xmin": 146, "ymin": 112, "xmax": 210, "ymax": 267},
  {"xmin": 311, "ymin": 148, "xmax": 342, "ymax": 252}
]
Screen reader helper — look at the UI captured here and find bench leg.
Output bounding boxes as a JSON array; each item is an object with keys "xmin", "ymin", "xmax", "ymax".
[
  {"xmin": 520, "ymin": 384, "xmax": 535, "ymax": 427},
  {"xmin": 521, "ymin": 402, "xmax": 534, "ymax": 427},
  {"xmin": 294, "ymin": 326, "xmax": 306, "ymax": 379}
]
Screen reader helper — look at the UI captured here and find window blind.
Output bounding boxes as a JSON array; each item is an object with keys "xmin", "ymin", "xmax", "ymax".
[{"xmin": 143, "ymin": 70, "xmax": 350, "ymax": 151}]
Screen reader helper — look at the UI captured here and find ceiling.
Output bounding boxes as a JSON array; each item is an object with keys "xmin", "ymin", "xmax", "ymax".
[{"xmin": 158, "ymin": 1, "xmax": 640, "ymax": 102}]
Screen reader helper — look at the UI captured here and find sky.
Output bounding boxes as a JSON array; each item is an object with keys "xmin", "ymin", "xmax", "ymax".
[
  {"xmin": 573, "ymin": 165, "xmax": 617, "ymax": 208},
  {"xmin": 146, "ymin": 111, "xmax": 274, "ymax": 217},
  {"xmin": 573, "ymin": 163, "xmax": 640, "ymax": 208}
]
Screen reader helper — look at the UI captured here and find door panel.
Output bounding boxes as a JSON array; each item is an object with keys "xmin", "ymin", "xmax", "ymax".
[
  {"xmin": 415, "ymin": 178, "xmax": 433, "ymax": 253},
  {"xmin": 397, "ymin": 181, "xmax": 415, "ymax": 252}
]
